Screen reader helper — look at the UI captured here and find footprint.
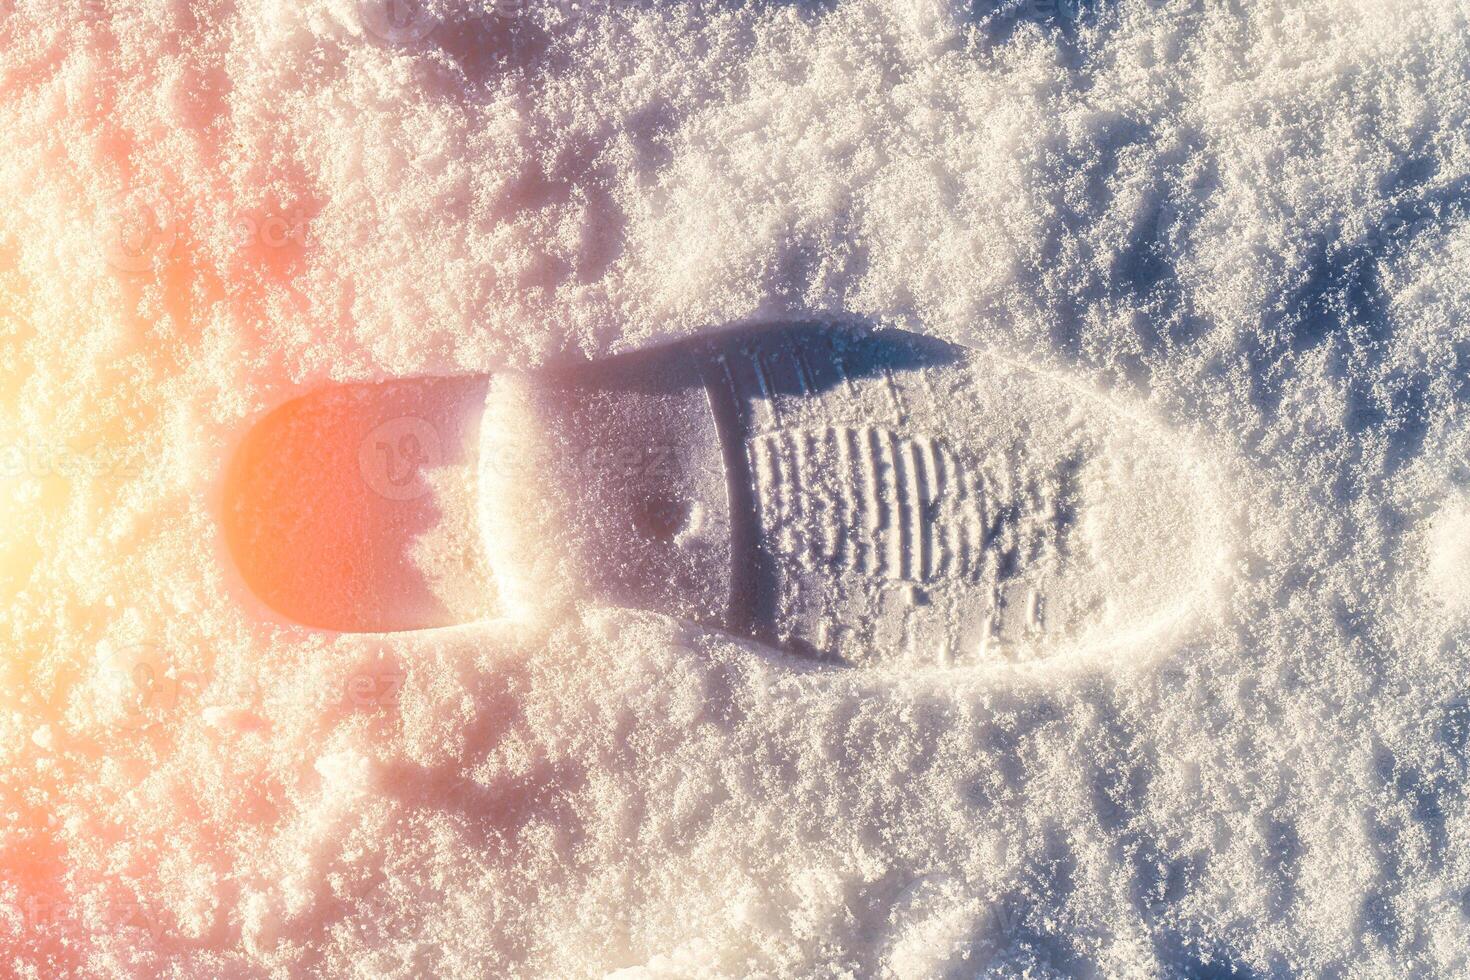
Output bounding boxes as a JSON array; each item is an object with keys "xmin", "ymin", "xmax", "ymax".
[{"xmin": 223, "ymin": 321, "xmax": 1226, "ymax": 669}]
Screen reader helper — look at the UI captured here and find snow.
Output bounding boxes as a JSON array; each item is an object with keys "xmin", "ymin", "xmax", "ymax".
[
  {"xmin": 3, "ymin": 0, "xmax": 1470, "ymax": 975},
  {"xmin": 1429, "ymin": 497, "xmax": 1470, "ymax": 615}
]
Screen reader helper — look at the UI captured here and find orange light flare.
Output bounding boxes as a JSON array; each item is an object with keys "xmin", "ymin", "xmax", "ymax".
[{"xmin": 1, "ymin": 174, "xmax": 321, "ymax": 764}]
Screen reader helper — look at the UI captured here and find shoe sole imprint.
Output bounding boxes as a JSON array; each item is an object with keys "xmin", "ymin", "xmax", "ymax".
[{"xmin": 223, "ymin": 321, "xmax": 1227, "ymax": 670}]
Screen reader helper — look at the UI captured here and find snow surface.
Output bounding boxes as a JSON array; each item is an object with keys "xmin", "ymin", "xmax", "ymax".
[{"xmin": 3, "ymin": 0, "xmax": 1470, "ymax": 975}]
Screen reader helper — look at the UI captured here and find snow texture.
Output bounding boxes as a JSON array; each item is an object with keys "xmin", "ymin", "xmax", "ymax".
[{"xmin": 3, "ymin": 0, "xmax": 1470, "ymax": 976}]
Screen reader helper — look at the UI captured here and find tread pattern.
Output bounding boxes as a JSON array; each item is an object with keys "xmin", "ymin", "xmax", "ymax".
[{"xmin": 748, "ymin": 426, "xmax": 988, "ymax": 585}]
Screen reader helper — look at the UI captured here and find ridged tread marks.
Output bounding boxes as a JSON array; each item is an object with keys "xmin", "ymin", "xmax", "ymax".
[{"xmin": 748, "ymin": 426, "xmax": 988, "ymax": 585}]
